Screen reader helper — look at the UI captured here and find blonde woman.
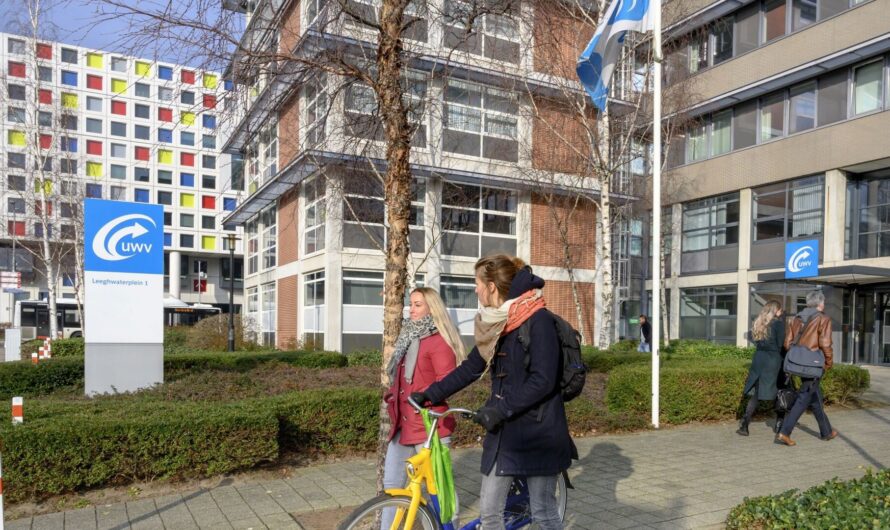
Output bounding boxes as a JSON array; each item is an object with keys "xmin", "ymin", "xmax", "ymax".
[
  {"xmin": 382, "ymin": 287, "xmax": 465, "ymax": 528},
  {"xmin": 738, "ymin": 301, "xmax": 785, "ymax": 436}
]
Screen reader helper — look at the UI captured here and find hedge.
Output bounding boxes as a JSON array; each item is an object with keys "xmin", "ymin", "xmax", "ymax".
[
  {"xmin": 0, "ymin": 350, "xmax": 349, "ymax": 401},
  {"xmin": 664, "ymin": 340, "xmax": 755, "ymax": 360},
  {"xmin": 0, "ymin": 402, "xmax": 279, "ymax": 503},
  {"xmin": 606, "ymin": 359, "xmax": 869, "ymax": 424},
  {"xmin": 583, "ymin": 350, "xmax": 651, "ymax": 373},
  {"xmin": 725, "ymin": 469, "xmax": 890, "ymax": 529}
]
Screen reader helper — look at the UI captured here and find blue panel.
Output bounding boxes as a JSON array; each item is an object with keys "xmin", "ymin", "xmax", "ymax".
[
  {"xmin": 202, "ymin": 114, "xmax": 217, "ymax": 129},
  {"xmin": 785, "ymin": 240, "xmax": 819, "ymax": 279},
  {"xmin": 61, "ymin": 70, "xmax": 78, "ymax": 86},
  {"xmin": 180, "ymin": 131, "xmax": 194, "ymax": 146},
  {"xmin": 86, "ymin": 184, "xmax": 102, "ymax": 198},
  {"xmin": 158, "ymin": 129, "xmax": 173, "ymax": 143},
  {"xmin": 158, "ymin": 65, "xmax": 173, "ymax": 80},
  {"xmin": 224, "ymin": 79, "xmax": 234, "ymax": 90},
  {"xmin": 223, "ymin": 198, "xmax": 236, "ymax": 211},
  {"xmin": 180, "ymin": 173, "xmax": 194, "ymax": 187},
  {"xmin": 63, "ymin": 138, "xmax": 78, "ymax": 152},
  {"xmin": 134, "ymin": 189, "xmax": 150, "ymax": 203},
  {"xmin": 164, "ymin": 232, "xmax": 172, "ymax": 247},
  {"xmin": 84, "ymin": 199, "xmax": 164, "ymax": 274}
]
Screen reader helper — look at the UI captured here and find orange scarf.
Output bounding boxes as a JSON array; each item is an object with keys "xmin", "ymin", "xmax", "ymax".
[
  {"xmin": 474, "ymin": 289, "xmax": 547, "ymax": 364},
  {"xmin": 503, "ymin": 289, "xmax": 547, "ymax": 334}
]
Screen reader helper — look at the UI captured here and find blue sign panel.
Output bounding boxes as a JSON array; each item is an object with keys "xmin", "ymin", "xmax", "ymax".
[
  {"xmin": 785, "ymin": 240, "xmax": 819, "ymax": 279},
  {"xmin": 84, "ymin": 199, "xmax": 164, "ymax": 274}
]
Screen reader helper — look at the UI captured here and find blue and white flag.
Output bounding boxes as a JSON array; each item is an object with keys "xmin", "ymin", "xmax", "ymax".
[{"xmin": 577, "ymin": 0, "xmax": 655, "ymax": 110}]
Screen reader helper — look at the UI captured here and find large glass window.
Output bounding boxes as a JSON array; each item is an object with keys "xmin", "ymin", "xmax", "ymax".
[
  {"xmin": 345, "ymin": 74, "xmax": 427, "ymax": 147},
  {"xmin": 343, "ymin": 270, "xmax": 384, "ymax": 305},
  {"xmin": 444, "ymin": 79, "xmax": 518, "ymax": 162},
  {"xmin": 439, "ymin": 275, "xmax": 478, "ymax": 310},
  {"xmin": 853, "ymin": 60, "xmax": 883, "ymax": 115},
  {"xmin": 753, "ymin": 176, "xmax": 824, "ymax": 242},
  {"xmin": 304, "ymin": 177, "xmax": 326, "ymax": 254},
  {"xmin": 763, "ymin": 0, "xmax": 787, "ymax": 43},
  {"xmin": 792, "ymin": 0, "xmax": 817, "ymax": 31},
  {"xmin": 682, "ymin": 194, "xmax": 740, "ymax": 251},
  {"xmin": 685, "ymin": 121, "xmax": 708, "ymax": 163},
  {"xmin": 733, "ymin": 101, "xmax": 758, "ymax": 149},
  {"xmin": 817, "ymin": 69, "xmax": 848, "ymax": 126},
  {"xmin": 261, "ymin": 282, "xmax": 276, "ymax": 347},
  {"xmin": 847, "ymin": 179, "xmax": 890, "ymax": 259},
  {"xmin": 788, "ymin": 82, "xmax": 816, "ymax": 134},
  {"xmin": 247, "ymin": 218, "xmax": 259, "ymax": 275},
  {"xmin": 342, "ymin": 177, "xmax": 425, "ymax": 252},
  {"xmin": 734, "ymin": 3, "xmax": 761, "ymax": 55},
  {"xmin": 759, "ymin": 92, "xmax": 785, "ymax": 141},
  {"xmin": 261, "ymin": 206, "xmax": 277, "ymax": 269},
  {"xmin": 304, "ymin": 73, "xmax": 327, "ymax": 147},
  {"xmin": 305, "ymin": 270, "xmax": 325, "ymax": 306},
  {"xmin": 443, "ymin": 0, "xmax": 520, "ymax": 63},
  {"xmin": 711, "ymin": 18, "xmax": 734, "ymax": 65},
  {"xmin": 680, "ymin": 286, "xmax": 737, "ymax": 343},
  {"xmin": 710, "ymin": 111, "xmax": 732, "ymax": 156},
  {"xmin": 442, "ymin": 182, "xmax": 517, "ymax": 257}
]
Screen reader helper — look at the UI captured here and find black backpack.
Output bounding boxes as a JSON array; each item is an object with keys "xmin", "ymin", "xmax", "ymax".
[{"xmin": 516, "ymin": 310, "xmax": 588, "ymax": 402}]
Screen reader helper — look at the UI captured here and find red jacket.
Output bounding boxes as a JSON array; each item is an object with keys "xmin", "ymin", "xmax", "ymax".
[{"xmin": 385, "ymin": 333, "xmax": 457, "ymax": 445}]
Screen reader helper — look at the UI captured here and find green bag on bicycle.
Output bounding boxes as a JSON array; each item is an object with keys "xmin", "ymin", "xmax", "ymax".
[{"xmin": 421, "ymin": 409, "xmax": 457, "ymax": 525}]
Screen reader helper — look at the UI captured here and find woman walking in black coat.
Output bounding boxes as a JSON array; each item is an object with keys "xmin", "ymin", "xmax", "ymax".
[
  {"xmin": 737, "ymin": 301, "xmax": 785, "ymax": 436},
  {"xmin": 412, "ymin": 254, "xmax": 575, "ymax": 530}
]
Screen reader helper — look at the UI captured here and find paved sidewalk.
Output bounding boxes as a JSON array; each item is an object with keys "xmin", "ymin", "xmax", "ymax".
[{"xmin": 8, "ymin": 406, "xmax": 889, "ymax": 530}]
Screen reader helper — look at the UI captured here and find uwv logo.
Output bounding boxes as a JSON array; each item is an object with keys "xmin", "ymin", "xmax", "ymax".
[
  {"xmin": 92, "ymin": 214, "xmax": 156, "ymax": 262},
  {"xmin": 787, "ymin": 245, "xmax": 815, "ymax": 273}
]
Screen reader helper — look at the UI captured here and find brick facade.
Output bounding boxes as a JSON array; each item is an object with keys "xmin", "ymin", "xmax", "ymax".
[
  {"xmin": 532, "ymin": 3, "xmax": 595, "ymax": 79},
  {"xmin": 279, "ymin": 0, "xmax": 301, "ymax": 56},
  {"xmin": 278, "ymin": 186, "xmax": 300, "ymax": 265},
  {"xmin": 277, "ymin": 275, "xmax": 298, "ymax": 349},
  {"xmin": 544, "ymin": 279, "xmax": 595, "ymax": 345},
  {"xmin": 530, "ymin": 193, "xmax": 596, "ymax": 270},
  {"xmin": 531, "ymin": 97, "xmax": 590, "ymax": 174},
  {"xmin": 279, "ymin": 91, "xmax": 300, "ymax": 168}
]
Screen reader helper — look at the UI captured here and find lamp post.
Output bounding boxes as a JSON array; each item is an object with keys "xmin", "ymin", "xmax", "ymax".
[{"xmin": 226, "ymin": 233, "xmax": 239, "ymax": 352}]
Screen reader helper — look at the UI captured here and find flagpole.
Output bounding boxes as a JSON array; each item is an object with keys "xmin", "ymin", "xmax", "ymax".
[{"xmin": 651, "ymin": 0, "xmax": 662, "ymax": 429}]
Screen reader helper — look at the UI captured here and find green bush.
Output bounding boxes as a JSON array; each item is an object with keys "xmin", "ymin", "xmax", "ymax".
[
  {"xmin": 609, "ymin": 339, "xmax": 640, "ymax": 353},
  {"xmin": 271, "ymin": 389, "xmax": 381, "ymax": 453},
  {"xmin": 163, "ymin": 326, "xmax": 190, "ymax": 354},
  {"xmin": 48, "ymin": 338, "xmax": 85, "ymax": 357},
  {"xmin": 0, "ymin": 357, "xmax": 84, "ymax": 402},
  {"xmin": 347, "ymin": 349, "xmax": 383, "ymax": 367},
  {"xmin": 664, "ymin": 339, "xmax": 754, "ymax": 360},
  {"xmin": 583, "ymin": 350, "xmax": 651, "ymax": 373},
  {"xmin": 726, "ymin": 469, "xmax": 890, "ymax": 529},
  {"xmin": 606, "ymin": 359, "xmax": 870, "ymax": 424},
  {"xmin": 0, "ymin": 402, "xmax": 279, "ymax": 503}
]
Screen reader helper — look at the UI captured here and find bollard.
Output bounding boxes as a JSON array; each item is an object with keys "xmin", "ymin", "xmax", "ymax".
[
  {"xmin": 38, "ymin": 347, "xmax": 44, "ymax": 360},
  {"xmin": 44, "ymin": 341, "xmax": 51, "ymax": 359},
  {"xmin": 0, "ymin": 453, "xmax": 5, "ymax": 529},
  {"xmin": 11, "ymin": 397, "xmax": 22, "ymax": 425},
  {"xmin": 31, "ymin": 352, "xmax": 38, "ymax": 364}
]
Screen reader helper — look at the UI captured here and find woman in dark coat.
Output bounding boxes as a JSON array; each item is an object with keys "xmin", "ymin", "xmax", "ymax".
[
  {"xmin": 413, "ymin": 255, "xmax": 575, "ymax": 530},
  {"xmin": 737, "ymin": 301, "xmax": 785, "ymax": 436}
]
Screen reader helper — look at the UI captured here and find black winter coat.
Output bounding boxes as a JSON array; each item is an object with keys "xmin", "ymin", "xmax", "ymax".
[
  {"xmin": 743, "ymin": 318, "xmax": 785, "ymax": 400},
  {"xmin": 424, "ymin": 270, "xmax": 576, "ymax": 477}
]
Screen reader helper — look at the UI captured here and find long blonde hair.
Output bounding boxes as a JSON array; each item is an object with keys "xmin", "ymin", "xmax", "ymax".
[
  {"xmin": 413, "ymin": 287, "xmax": 467, "ymax": 363},
  {"xmin": 751, "ymin": 301, "xmax": 781, "ymax": 341}
]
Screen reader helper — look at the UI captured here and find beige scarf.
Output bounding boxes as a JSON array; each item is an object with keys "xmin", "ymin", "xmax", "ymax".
[{"xmin": 474, "ymin": 289, "xmax": 546, "ymax": 364}]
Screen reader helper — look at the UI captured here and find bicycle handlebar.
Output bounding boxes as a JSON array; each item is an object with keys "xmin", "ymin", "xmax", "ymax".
[{"xmin": 407, "ymin": 395, "xmax": 476, "ymax": 420}]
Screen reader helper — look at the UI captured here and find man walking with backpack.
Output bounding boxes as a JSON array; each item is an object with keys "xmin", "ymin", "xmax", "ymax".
[{"xmin": 776, "ymin": 291, "xmax": 839, "ymax": 446}]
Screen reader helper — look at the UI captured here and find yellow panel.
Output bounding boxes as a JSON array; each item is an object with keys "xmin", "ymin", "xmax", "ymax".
[
  {"xmin": 201, "ymin": 236, "xmax": 216, "ymax": 250},
  {"xmin": 61, "ymin": 92, "xmax": 78, "ymax": 108},
  {"xmin": 34, "ymin": 180, "xmax": 53, "ymax": 194},
  {"xmin": 180, "ymin": 112, "xmax": 195, "ymax": 126},
  {"xmin": 180, "ymin": 193, "xmax": 195, "ymax": 208},
  {"xmin": 111, "ymin": 78, "xmax": 127, "ymax": 94},
  {"xmin": 8, "ymin": 130, "xmax": 26, "ymax": 146},
  {"xmin": 86, "ymin": 162, "xmax": 103, "ymax": 178},
  {"xmin": 135, "ymin": 61, "xmax": 151, "ymax": 77},
  {"xmin": 86, "ymin": 52, "xmax": 103, "ymax": 68},
  {"xmin": 158, "ymin": 149, "xmax": 173, "ymax": 164},
  {"xmin": 203, "ymin": 73, "xmax": 218, "ymax": 89}
]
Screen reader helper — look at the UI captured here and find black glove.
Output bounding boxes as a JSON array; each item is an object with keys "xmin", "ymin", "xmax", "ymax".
[
  {"xmin": 410, "ymin": 391, "xmax": 430, "ymax": 407},
  {"xmin": 474, "ymin": 406, "xmax": 506, "ymax": 432}
]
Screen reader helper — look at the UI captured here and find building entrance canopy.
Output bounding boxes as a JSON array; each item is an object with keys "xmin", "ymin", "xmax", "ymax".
[{"xmin": 758, "ymin": 265, "xmax": 890, "ymax": 288}]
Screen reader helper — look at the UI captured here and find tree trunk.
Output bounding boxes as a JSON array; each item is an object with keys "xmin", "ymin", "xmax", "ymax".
[{"xmin": 598, "ymin": 191, "xmax": 613, "ymax": 348}]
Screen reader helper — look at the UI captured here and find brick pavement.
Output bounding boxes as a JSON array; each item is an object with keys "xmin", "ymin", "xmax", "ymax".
[{"xmin": 8, "ymin": 403, "xmax": 890, "ymax": 530}]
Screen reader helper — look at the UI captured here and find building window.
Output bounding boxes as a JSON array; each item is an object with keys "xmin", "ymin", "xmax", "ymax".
[
  {"xmin": 202, "ymin": 135, "xmax": 216, "ymax": 149},
  {"xmin": 7, "ymin": 107, "xmax": 25, "ymax": 123},
  {"xmin": 710, "ymin": 110, "xmax": 732, "ymax": 156},
  {"xmin": 788, "ymin": 82, "xmax": 816, "ymax": 134},
  {"xmin": 110, "ymin": 143, "xmax": 126, "ymax": 158},
  {"xmin": 817, "ymin": 69, "xmax": 848, "ymax": 126},
  {"xmin": 110, "ymin": 122, "xmax": 126, "ymax": 137},
  {"xmin": 261, "ymin": 282, "xmax": 276, "ymax": 347},
  {"xmin": 38, "ymin": 66, "xmax": 52, "ymax": 82},
  {"xmin": 443, "ymin": 0, "xmax": 519, "ymax": 63},
  {"xmin": 685, "ymin": 121, "xmax": 708, "ymax": 163},
  {"xmin": 202, "ymin": 155, "xmax": 216, "ymax": 169},
  {"xmin": 134, "ymin": 125, "xmax": 150, "ymax": 140},
  {"xmin": 180, "ymin": 213, "xmax": 195, "ymax": 228},
  {"xmin": 181, "ymin": 132, "xmax": 195, "ymax": 146},
  {"xmin": 846, "ymin": 178, "xmax": 890, "ymax": 259},
  {"xmin": 440, "ymin": 275, "xmax": 478, "ymax": 309},
  {"xmin": 86, "ymin": 183, "xmax": 102, "ymax": 198},
  {"xmin": 304, "ymin": 178, "xmax": 326, "ymax": 254},
  {"xmin": 303, "ymin": 73, "xmax": 327, "ymax": 147},
  {"xmin": 7, "ymin": 38, "xmax": 25, "ymax": 54},
  {"xmin": 158, "ymin": 191, "xmax": 173, "ymax": 205},
  {"xmin": 759, "ymin": 92, "xmax": 785, "ymax": 142},
  {"xmin": 61, "ymin": 48, "xmax": 77, "ymax": 63},
  {"xmin": 247, "ymin": 218, "xmax": 259, "ymax": 275},
  {"xmin": 135, "ymin": 83, "xmax": 150, "ymax": 98},
  {"xmin": 110, "ymin": 186, "xmax": 126, "ymax": 201},
  {"xmin": 158, "ymin": 87, "xmax": 173, "ymax": 101},
  {"xmin": 180, "ymin": 234, "xmax": 194, "ymax": 248},
  {"xmin": 444, "ymin": 79, "xmax": 518, "ymax": 162},
  {"xmin": 304, "ymin": 270, "xmax": 325, "ymax": 306},
  {"xmin": 680, "ymin": 287, "xmax": 737, "ymax": 344},
  {"xmin": 246, "ymin": 285, "xmax": 259, "ymax": 327},
  {"xmin": 261, "ymin": 206, "xmax": 277, "ymax": 269},
  {"xmin": 682, "ymin": 193, "xmax": 740, "ymax": 251},
  {"xmin": 111, "ymin": 57, "xmax": 127, "ymax": 72},
  {"xmin": 442, "ymin": 182, "xmax": 517, "ymax": 257},
  {"xmin": 134, "ymin": 104, "xmax": 150, "ymax": 119},
  {"xmin": 343, "ymin": 270, "xmax": 383, "ymax": 305},
  {"xmin": 202, "ymin": 175, "xmax": 216, "ymax": 189},
  {"xmin": 341, "ymin": 177, "xmax": 425, "ymax": 252},
  {"xmin": 853, "ymin": 60, "xmax": 884, "ymax": 115},
  {"xmin": 158, "ymin": 170, "xmax": 173, "ymax": 185},
  {"xmin": 8, "ymin": 84, "xmax": 25, "ymax": 101},
  {"xmin": 221, "ymin": 257, "xmax": 243, "ymax": 282},
  {"xmin": 753, "ymin": 176, "xmax": 823, "ymax": 242},
  {"xmin": 110, "ymin": 164, "xmax": 126, "ymax": 179},
  {"xmin": 763, "ymin": 0, "xmax": 787, "ymax": 43},
  {"xmin": 181, "ymin": 173, "xmax": 195, "ymax": 187},
  {"xmin": 202, "ymin": 215, "xmax": 215, "ymax": 229},
  {"xmin": 792, "ymin": 0, "xmax": 817, "ymax": 30},
  {"xmin": 135, "ymin": 167, "xmax": 150, "ymax": 183},
  {"xmin": 7, "ymin": 175, "xmax": 26, "ymax": 191}
]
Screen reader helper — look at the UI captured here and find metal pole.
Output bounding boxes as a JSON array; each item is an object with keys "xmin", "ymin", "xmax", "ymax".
[
  {"xmin": 228, "ymin": 239, "xmax": 235, "ymax": 352},
  {"xmin": 651, "ymin": 0, "xmax": 663, "ymax": 429}
]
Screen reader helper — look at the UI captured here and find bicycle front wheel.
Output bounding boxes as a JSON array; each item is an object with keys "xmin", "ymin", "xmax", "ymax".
[{"xmin": 339, "ymin": 494, "xmax": 441, "ymax": 530}]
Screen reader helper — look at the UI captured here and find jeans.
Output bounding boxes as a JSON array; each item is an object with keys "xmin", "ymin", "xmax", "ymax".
[
  {"xmin": 479, "ymin": 464, "xmax": 562, "ymax": 530},
  {"xmin": 638, "ymin": 341, "xmax": 651, "ymax": 353},
  {"xmin": 780, "ymin": 378, "xmax": 833, "ymax": 438},
  {"xmin": 381, "ymin": 431, "xmax": 456, "ymax": 529}
]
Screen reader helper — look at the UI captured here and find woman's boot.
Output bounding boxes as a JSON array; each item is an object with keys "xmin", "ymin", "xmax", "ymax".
[{"xmin": 736, "ymin": 418, "xmax": 749, "ymax": 436}]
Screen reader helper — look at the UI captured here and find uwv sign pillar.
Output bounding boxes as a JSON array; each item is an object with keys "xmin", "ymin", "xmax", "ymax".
[
  {"xmin": 84, "ymin": 199, "xmax": 164, "ymax": 395},
  {"xmin": 785, "ymin": 240, "xmax": 819, "ymax": 279}
]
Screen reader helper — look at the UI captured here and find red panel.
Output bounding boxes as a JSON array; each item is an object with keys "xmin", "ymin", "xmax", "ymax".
[
  {"xmin": 87, "ymin": 140, "xmax": 102, "ymax": 156},
  {"xmin": 35, "ymin": 202, "xmax": 53, "ymax": 216},
  {"xmin": 8, "ymin": 61, "xmax": 25, "ymax": 78},
  {"xmin": 40, "ymin": 135, "xmax": 52, "ymax": 150},
  {"xmin": 111, "ymin": 100, "xmax": 127, "ymax": 115},
  {"xmin": 181, "ymin": 70, "xmax": 195, "ymax": 84},
  {"xmin": 39, "ymin": 89, "xmax": 52, "ymax": 105},
  {"xmin": 193, "ymin": 279, "xmax": 207, "ymax": 292},
  {"xmin": 203, "ymin": 94, "xmax": 217, "ymax": 109},
  {"xmin": 202, "ymin": 196, "xmax": 216, "ymax": 209},
  {"xmin": 158, "ymin": 107, "xmax": 173, "ymax": 122},
  {"xmin": 135, "ymin": 146, "xmax": 150, "ymax": 161},
  {"xmin": 86, "ymin": 75, "xmax": 103, "ymax": 90},
  {"xmin": 7, "ymin": 222, "xmax": 25, "ymax": 237},
  {"xmin": 36, "ymin": 43, "xmax": 52, "ymax": 59},
  {"xmin": 180, "ymin": 152, "xmax": 195, "ymax": 166}
]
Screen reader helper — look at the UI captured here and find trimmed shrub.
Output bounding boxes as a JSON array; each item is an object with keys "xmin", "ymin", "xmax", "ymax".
[
  {"xmin": 725, "ymin": 469, "xmax": 890, "ymax": 529},
  {"xmin": 664, "ymin": 339, "xmax": 754, "ymax": 360},
  {"xmin": 609, "ymin": 339, "xmax": 640, "ymax": 353},
  {"xmin": 163, "ymin": 326, "xmax": 190, "ymax": 355},
  {"xmin": 0, "ymin": 357, "xmax": 83, "ymax": 402},
  {"xmin": 48, "ymin": 338, "xmax": 84, "ymax": 357},
  {"xmin": 0, "ymin": 403, "xmax": 279, "ymax": 503},
  {"xmin": 583, "ymin": 350, "xmax": 651, "ymax": 373},
  {"xmin": 272, "ymin": 389, "xmax": 381, "ymax": 453},
  {"xmin": 348, "ymin": 349, "xmax": 383, "ymax": 367},
  {"xmin": 820, "ymin": 364, "xmax": 871, "ymax": 403}
]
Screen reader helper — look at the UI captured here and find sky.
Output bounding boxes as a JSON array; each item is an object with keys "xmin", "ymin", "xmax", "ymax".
[{"xmin": 1, "ymin": 0, "xmax": 239, "ymax": 70}]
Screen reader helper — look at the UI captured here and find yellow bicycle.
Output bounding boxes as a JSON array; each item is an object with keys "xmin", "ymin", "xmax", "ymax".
[{"xmin": 339, "ymin": 398, "xmax": 567, "ymax": 530}]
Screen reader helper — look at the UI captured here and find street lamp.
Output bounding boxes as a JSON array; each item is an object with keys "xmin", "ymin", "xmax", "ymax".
[{"xmin": 226, "ymin": 233, "xmax": 240, "ymax": 352}]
